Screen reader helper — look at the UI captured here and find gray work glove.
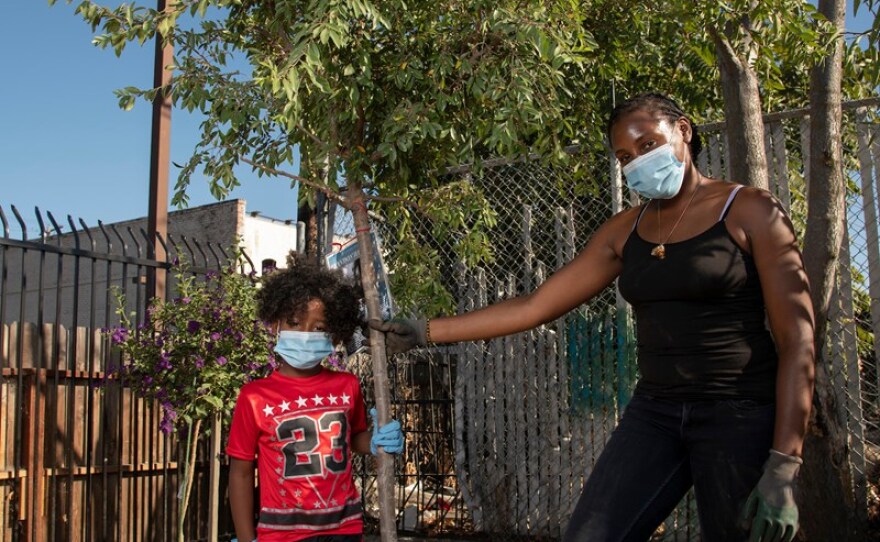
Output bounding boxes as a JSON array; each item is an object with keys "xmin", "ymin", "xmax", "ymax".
[
  {"xmin": 367, "ymin": 318, "xmax": 427, "ymax": 355},
  {"xmin": 742, "ymin": 449, "xmax": 802, "ymax": 542}
]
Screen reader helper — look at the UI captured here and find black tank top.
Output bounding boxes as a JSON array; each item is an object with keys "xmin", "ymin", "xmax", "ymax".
[{"xmin": 617, "ymin": 186, "xmax": 778, "ymax": 401}]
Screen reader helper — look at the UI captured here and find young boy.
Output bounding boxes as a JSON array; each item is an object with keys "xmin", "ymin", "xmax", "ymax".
[{"xmin": 227, "ymin": 256, "xmax": 404, "ymax": 542}]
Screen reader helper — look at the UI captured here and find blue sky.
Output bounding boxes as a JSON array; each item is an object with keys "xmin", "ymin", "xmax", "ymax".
[
  {"xmin": 0, "ymin": 1, "xmax": 301, "ymax": 236},
  {"xmin": 0, "ymin": 2, "xmax": 875, "ymax": 237}
]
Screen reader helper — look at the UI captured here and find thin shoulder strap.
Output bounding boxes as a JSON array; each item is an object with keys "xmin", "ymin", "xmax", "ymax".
[
  {"xmin": 719, "ymin": 185, "xmax": 744, "ymax": 221},
  {"xmin": 631, "ymin": 203, "xmax": 652, "ymax": 232}
]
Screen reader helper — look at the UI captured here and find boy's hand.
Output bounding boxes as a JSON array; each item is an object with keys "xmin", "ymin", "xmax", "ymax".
[
  {"xmin": 741, "ymin": 449, "xmax": 801, "ymax": 542},
  {"xmin": 367, "ymin": 319, "xmax": 427, "ymax": 355},
  {"xmin": 369, "ymin": 407, "xmax": 404, "ymax": 455}
]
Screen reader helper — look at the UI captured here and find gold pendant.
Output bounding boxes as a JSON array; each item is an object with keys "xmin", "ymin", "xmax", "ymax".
[{"xmin": 651, "ymin": 244, "xmax": 666, "ymax": 259}]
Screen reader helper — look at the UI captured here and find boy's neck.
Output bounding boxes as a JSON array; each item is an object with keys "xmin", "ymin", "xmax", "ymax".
[{"xmin": 277, "ymin": 364, "xmax": 323, "ymax": 378}]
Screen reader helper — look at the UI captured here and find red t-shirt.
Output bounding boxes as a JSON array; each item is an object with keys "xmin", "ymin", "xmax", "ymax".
[{"xmin": 227, "ymin": 368, "xmax": 368, "ymax": 541}]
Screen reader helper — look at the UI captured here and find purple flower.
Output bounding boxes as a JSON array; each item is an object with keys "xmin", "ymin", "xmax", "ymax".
[
  {"xmin": 143, "ymin": 376, "xmax": 154, "ymax": 386},
  {"xmin": 326, "ymin": 353, "xmax": 345, "ymax": 370},
  {"xmin": 216, "ymin": 356, "xmax": 228, "ymax": 366},
  {"xmin": 158, "ymin": 352, "xmax": 172, "ymax": 370},
  {"xmin": 110, "ymin": 327, "xmax": 130, "ymax": 345},
  {"xmin": 210, "ymin": 332, "xmax": 221, "ymax": 342},
  {"xmin": 159, "ymin": 409, "xmax": 177, "ymax": 434},
  {"xmin": 194, "ymin": 356, "xmax": 205, "ymax": 369},
  {"xmin": 187, "ymin": 320, "xmax": 201, "ymax": 333}
]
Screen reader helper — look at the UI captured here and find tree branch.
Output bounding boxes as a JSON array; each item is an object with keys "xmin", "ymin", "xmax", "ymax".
[
  {"xmin": 236, "ymin": 154, "xmax": 348, "ymax": 206},
  {"xmin": 297, "ymin": 123, "xmax": 330, "ymax": 149},
  {"xmin": 362, "ymin": 193, "xmax": 421, "ymax": 209}
]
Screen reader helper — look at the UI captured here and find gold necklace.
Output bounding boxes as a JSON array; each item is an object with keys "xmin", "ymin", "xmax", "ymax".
[{"xmin": 650, "ymin": 182, "xmax": 701, "ymax": 259}]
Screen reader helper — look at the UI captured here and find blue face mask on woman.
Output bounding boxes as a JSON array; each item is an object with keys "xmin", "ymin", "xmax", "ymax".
[
  {"xmin": 274, "ymin": 330, "xmax": 335, "ymax": 370},
  {"xmin": 622, "ymin": 143, "xmax": 685, "ymax": 200}
]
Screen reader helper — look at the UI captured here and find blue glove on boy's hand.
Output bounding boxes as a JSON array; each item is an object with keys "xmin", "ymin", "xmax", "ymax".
[{"xmin": 369, "ymin": 407, "xmax": 404, "ymax": 455}]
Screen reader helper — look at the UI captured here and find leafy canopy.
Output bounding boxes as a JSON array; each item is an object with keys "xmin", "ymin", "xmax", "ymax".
[{"xmin": 60, "ymin": 0, "xmax": 595, "ymax": 314}]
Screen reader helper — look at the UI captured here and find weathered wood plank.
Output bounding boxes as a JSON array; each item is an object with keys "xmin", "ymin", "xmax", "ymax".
[
  {"xmin": 771, "ymin": 122, "xmax": 791, "ymax": 211},
  {"xmin": 856, "ymin": 114, "xmax": 880, "ymax": 395},
  {"xmin": 709, "ymin": 133, "xmax": 723, "ymax": 180}
]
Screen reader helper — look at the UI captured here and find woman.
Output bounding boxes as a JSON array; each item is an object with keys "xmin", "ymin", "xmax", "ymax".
[{"xmin": 371, "ymin": 93, "xmax": 815, "ymax": 542}]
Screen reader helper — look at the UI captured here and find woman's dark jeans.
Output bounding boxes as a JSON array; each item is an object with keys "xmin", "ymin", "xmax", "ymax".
[{"xmin": 563, "ymin": 393, "xmax": 775, "ymax": 542}]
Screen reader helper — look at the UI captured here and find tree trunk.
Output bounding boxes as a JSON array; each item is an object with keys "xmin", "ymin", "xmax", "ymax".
[
  {"xmin": 297, "ymin": 200, "xmax": 319, "ymax": 261},
  {"xmin": 347, "ymin": 185, "xmax": 398, "ymax": 542},
  {"xmin": 177, "ymin": 418, "xmax": 202, "ymax": 542},
  {"xmin": 798, "ymin": 0, "xmax": 865, "ymax": 539},
  {"xmin": 712, "ymin": 22, "xmax": 769, "ymax": 189}
]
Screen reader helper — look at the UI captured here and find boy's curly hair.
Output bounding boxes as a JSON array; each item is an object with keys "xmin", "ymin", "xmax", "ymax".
[{"xmin": 257, "ymin": 252, "xmax": 364, "ymax": 345}]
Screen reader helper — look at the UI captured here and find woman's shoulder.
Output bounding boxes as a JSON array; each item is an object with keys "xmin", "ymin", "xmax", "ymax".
[
  {"xmin": 716, "ymin": 182, "xmax": 793, "ymax": 245},
  {"xmin": 607, "ymin": 204, "xmax": 645, "ymax": 232},
  {"xmin": 721, "ymin": 182, "xmax": 786, "ymax": 218}
]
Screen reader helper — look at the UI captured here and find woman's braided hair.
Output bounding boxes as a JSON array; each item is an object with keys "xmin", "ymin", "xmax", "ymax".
[
  {"xmin": 606, "ymin": 92, "xmax": 703, "ymax": 161},
  {"xmin": 257, "ymin": 252, "xmax": 364, "ymax": 345}
]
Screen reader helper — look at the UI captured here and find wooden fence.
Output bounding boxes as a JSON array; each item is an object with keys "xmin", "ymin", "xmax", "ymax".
[
  {"xmin": 0, "ymin": 323, "xmax": 233, "ymax": 542},
  {"xmin": 0, "ymin": 217, "xmax": 242, "ymax": 542}
]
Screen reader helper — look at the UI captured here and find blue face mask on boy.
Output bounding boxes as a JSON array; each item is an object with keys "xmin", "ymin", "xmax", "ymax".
[
  {"xmin": 274, "ymin": 330, "xmax": 335, "ymax": 370},
  {"xmin": 622, "ymin": 143, "xmax": 685, "ymax": 200}
]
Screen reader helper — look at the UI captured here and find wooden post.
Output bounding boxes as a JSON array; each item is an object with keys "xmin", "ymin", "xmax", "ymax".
[{"xmin": 147, "ymin": 0, "xmax": 174, "ymax": 302}]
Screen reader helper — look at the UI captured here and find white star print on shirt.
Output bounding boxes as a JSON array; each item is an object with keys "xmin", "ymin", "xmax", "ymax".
[
  {"xmin": 295, "ymin": 396, "xmax": 308, "ymax": 408},
  {"xmin": 341, "ymin": 393, "xmax": 351, "ymax": 405},
  {"xmin": 263, "ymin": 404, "xmax": 275, "ymax": 416},
  {"xmin": 279, "ymin": 400, "xmax": 291, "ymax": 412},
  {"xmin": 312, "ymin": 394, "xmax": 324, "ymax": 406},
  {"xmin": 328, "ymin": 393, "xmax": 339, "ymax": 405}
]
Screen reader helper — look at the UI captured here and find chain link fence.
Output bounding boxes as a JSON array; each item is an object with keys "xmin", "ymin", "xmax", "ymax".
[{"xmin": 327, "ymin": 99, "xmax": 880, "ymax": 539}]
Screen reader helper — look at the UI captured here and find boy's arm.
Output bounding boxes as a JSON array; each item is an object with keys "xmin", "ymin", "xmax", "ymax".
[
  {"xmin": 229, "ymin": 458, "xmax": 257, "ymax": 542},
  {"xmin": 352, "ymin": 431, "xmax": 372, "ymax": 455}
]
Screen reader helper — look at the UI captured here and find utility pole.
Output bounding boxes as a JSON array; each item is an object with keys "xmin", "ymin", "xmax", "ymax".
[{"xmin": 147, "ymin": 0, "xmax": 173, "ymax": 302}]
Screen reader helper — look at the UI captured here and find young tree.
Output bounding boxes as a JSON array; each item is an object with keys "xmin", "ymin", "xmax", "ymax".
[
  {"xmin": 799, "ymin": 0, "xmax": 868, "ymax": 539},
  {"xmin": 57, "ymin": 1, "xmax": 593, "ymax": 539},
  {"xmin": 710, "ymin": 0, "xmax": 769, "ymax": 190}
]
